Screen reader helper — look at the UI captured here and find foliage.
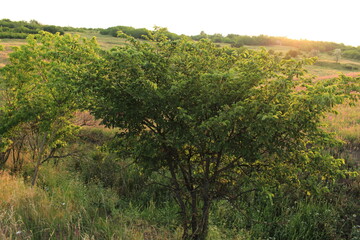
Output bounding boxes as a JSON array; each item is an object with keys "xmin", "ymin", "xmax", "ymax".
[
  {"xmin": 0, "ymin": 28, "xmax": 359, "ymax": 239},
  {"xmin": 285, "ymin": 49, "xmax": 301, "ymax": 59},
  {"xmin": 190, "ymin": 32, "xmax": 346, "ymax": 54},
  {"xmin": 191, "ymin": 33, "xmax": 276, "ymax": 47},
  {"xmin": 0, "ymin": 32, "xmax": 101, "ymax": 184},
  {"xmin": 100, "ymin": 25, "xmax": 182, "ymax": 41},
  {"xmin": 1, "ymin": 150, "xmax": 359, "ymax": 239},
  {"xmin": 343, "ymin": 47, "xmax": 360, "ymax": 60},
  {"xmin": 80, "ymin": 30, "xmax": 359, "ymax": 239},
  {"xmin": 0, "ymin": 19, "xmax": 65, "ymax": 39},
  {"xmin": 100, "ymin": 25, "xmax": 149, "ymax": 38}
]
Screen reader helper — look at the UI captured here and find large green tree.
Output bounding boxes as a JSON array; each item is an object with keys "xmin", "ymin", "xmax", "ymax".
[
  {"xmin": 81, "ymin": 31, "xmax": 359, "ymax": 239},
  {"xmin": 0, "ymin": 32, "xmax": 100, "ymax": 184}
]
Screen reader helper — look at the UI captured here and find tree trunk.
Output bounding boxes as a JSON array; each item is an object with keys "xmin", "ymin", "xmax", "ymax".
[
  {"xmin": 31, "ymin": 157, "xmax": 41, "ymax": 186},
  {"xmin": 0, "ymin": 150, "xmax": 11, "ymax": 169},
  {"xmin": 31, "ymin": 133, "xmax": 47, "ymax": 186},
  {"xmin": 188, "ymin": 204, "xmax": 211, "ymax": 240},
  {"xmin": 191, "ymin": 190, "xmax": 198, "ymax": 236},
  {"xmin": 187, "ymin": 188, "xmax": 212, "ymax": 240}
]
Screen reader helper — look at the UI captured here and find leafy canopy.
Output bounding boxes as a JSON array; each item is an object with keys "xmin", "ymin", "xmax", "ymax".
[
  {"xmin": 82, "ymin": 30, "xmax": 359, "ymax": 239},
  {"xmin": 0, "ymin": 32, "xmax": 101, "ymax": 181}
]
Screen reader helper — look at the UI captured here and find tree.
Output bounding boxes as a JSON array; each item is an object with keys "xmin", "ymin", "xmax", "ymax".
[
  {"xmin": 81, "ymin": 31, "xmax": 359, "ymax": 239},
  {"xmin": 0, "ymin": 32, "xmax": 100, "ymax": 184},
  {"xmin": 334, "ymin": 48, "xmax": 342, "ymax": 63}
]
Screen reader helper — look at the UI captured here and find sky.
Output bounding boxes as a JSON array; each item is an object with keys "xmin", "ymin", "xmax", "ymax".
[{"xmin": 2, "ymin": 0, "xmax": 359, "ymax": 47}]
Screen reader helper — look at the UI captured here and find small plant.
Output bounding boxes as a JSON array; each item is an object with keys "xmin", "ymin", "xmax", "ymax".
[{"xmin": 351, "ymin": 225, "xmax": 360, "ymax": 240}]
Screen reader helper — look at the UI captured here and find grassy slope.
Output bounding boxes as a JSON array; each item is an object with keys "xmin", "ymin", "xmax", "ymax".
[
  {"xmin": 1, "ymin": 32, "xmax": 359, "ymax": 146},
  {"xmin": 0, "ymin": 39, "xmax": 26, "ymax": 67},
  {"xmin": 1, "ymin": 31, "xmax": 359, "ymax": 240},
  {"xmin": 2, "ymin": 30, "xmax": 360, "ymax": 76}
]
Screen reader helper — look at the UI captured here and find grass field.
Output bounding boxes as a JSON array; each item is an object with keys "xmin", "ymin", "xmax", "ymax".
[
  {"xmin": 1, "ymin": 31, "xmax": 359, "ymax": 240},
  {"xmin": 67, "ymin": 31, "xmax": 131, "ymax": 50},
  {"xmin": 0, "ymin": 40, "xmax": 26, "ymax": 67},
  {"xmin": 2, "ymin": 31, "xmax": 360, "ymax": 77},
  {"xmin": 1, "ymin": 31, "xmax": 360, "ymax": 149}
]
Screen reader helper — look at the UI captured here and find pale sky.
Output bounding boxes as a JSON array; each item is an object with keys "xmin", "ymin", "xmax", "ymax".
[{"xmin": 2, "ymin": 0, "xmax": 359, "ymax": 46}]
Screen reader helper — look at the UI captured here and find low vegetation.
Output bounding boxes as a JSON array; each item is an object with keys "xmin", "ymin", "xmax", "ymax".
[
  {"xmin": 0, "ymin": 19, "xmax": 66, "ymax": 39},
  {"xmin": 0, "ymin": 22, "xmax": 360, "ymax": 240}
]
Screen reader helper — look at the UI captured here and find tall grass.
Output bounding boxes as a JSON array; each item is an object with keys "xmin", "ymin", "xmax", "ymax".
[
  {"xmin": 1, "ymin": 159, "xmax": 359, "ymax": 239},
  {"xmin": 1, "ymin": 125, "xmax": 359, "ymax": 239},
  {"xmin": 0, "ymin": 166, "xmax": 180, "ymax": 239},
  {"xmin": 325, "ymin": 102, "xmax": 360, "ymax": 146}
]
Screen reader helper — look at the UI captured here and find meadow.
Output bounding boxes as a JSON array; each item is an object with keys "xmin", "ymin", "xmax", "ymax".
[{"xmin": 0, "ymin": 29, "xmax": 359, "ymax": 240}]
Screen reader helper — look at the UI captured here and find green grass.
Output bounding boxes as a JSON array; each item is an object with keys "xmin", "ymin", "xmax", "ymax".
[
  {"xmin": 245, "ymin": 44, "xmax": 297, "ymax": 54},
  {"xmin": 0, "ymin": 165, "xmax": 180, "ymax": 239},
  {"xmin": 1, "ymin": 30, "xmax": 360, "ymax": 240},
  {"xmin": 1, "ymin": 31, "xmax": 359, "ymax": 150},
  {"xmin": 1, "ymin": 124, "xmax": 359, "ymax": 239},
  {"xmin": 68, "ymin": 31, "xmax": 130, "ymax": 50},
  {"xmin": 2, "ymin": 30, "xmax": 360, "ymax": 76}
]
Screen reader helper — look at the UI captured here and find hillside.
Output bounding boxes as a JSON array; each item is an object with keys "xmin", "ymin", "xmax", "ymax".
[
  {"xmin": 1, "ymin": 21, "xmax": 359, "ymax": 153},
  {"xmin": 2, "ymin": 19, "xmax": 360, "ymax": 77},
  {"xmin": 1, "ymin": 23, "xmax": 359, "ymax": 158},
  {"xmin": 1, "ymin": 21, "xmax": 359, "ymax": 240}
]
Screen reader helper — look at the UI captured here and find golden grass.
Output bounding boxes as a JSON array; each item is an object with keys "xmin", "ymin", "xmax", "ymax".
[
  {"xmin": 0, "ymin": 172, "xmax": 37, "ymax": 239},
  {"xmin": 324, "ymin": 102, "xmax": 360, "ymax": 145},
  {"xmin": 0, "ymin": 171, "xmax": 37, "ymax": 207},
  {"xmin": 67, "ymin": 31, "xmax": 129, "ymax": 50},
  {"xmin": 305, "ymin": 65, "xmax": 345, "ymax": 77},
  {"xmin": 245, "ymin": 44, "xmax": 297, "ymax": 54},
  {"xmin": 0, "ymin": 41, "xmax": 26, "ymax": 67},
  {"xmin": 0, "ymin": 168, "xmax": 180, "ymax": 239}
]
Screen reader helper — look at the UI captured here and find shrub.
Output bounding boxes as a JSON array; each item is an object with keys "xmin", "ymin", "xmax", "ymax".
[
  {"xmin": 42, "ymin": 25, "xmax": 64, "ymax": 35},
  {"xmin": 343, "ymin": 49, "xmax": 360, "ymax": 60},
  {"xmin": 285, "ymin": 49, "xmax": 300, "ymax": 58}
]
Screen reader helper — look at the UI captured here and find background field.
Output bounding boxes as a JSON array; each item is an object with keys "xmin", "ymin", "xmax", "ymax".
[
  {"xmin": 1, "ymin": 29, "xmax": 359, "ymax": 239},
  {"xmin": 1, "ymin": 30, "xmax": 359, "ymax": 149},
  {"xmin": 2, "ymin": 29, "xmax": 359, "ymax": 149}
]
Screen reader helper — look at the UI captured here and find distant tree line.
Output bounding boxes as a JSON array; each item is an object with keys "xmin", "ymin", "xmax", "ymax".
[
  {"xmin": 342, "ymin": 46, "xmax": 360, "ymax": 60},
  {"xmin": 100, "ymin": 26, "xmax": 182, "ymax": 40},
  {"xmin": 191, "ymin": 32, "xmax": 345, "ymax": 52},
  {"xmin": 0, "ymin": 19, "xmax": 65, "ymax": 39},
  {"xmin": 191, "ymin": 32, "xmax": 360, "ymax": 61},
  {"xmin": 2, "ymin": 18, "xmax": 360, "ymax": 62}
]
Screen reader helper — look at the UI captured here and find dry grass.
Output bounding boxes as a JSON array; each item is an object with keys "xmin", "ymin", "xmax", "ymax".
[
  {"xmin": 246, "ymin": 44, "xmax": 297, "ymax": 54},
  {"xmin": 67, "ymin": 31, "xmax": 129, "ymax": 50},
  {"xmin": 0, "ymin": 171, "xmax": 38, "ymax": 239},
  {"xmin": 0, "ymin": 40, "xmax": 25, "ymax": 67},
  {"xmin": 0, "ymin": 171, "xmax": 37, "ymax": 207},
  {"xmin": 305, "ymin": 65, "xmax": 356, "ymax": 77},
  {"xmin": 324, "ymin": 102, "xmax": 360, "ymax": 145},
  {"xmin": 0, "ymin": 169, "xmax": 181, "ymax": 239}
]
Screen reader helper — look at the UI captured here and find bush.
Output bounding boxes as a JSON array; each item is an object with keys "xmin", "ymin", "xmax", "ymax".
[
  {"xmin": 285, "ymin": 49, "xmax": 300, "ymax": 59},
  {"xmin": 231, "ymin": 40, "xmax": 244, "ymax": 48},
  {"xmin": 0, "ymin": 32, "xmax": 28, "ymax": 39},
  {"xmin": 100, "ymin": 26, "xmax": 150, "ymax": 39},
  {"xmin": 42, "ymin": 25, "xmax": 64, "ymax": 35},
  {"xmin": 0, "ymin": 19, "xmax": 67, "ymax": 39},
  {"xmin": 343, "ymin": 49, "xmax": 360, "ymax": 60}
]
